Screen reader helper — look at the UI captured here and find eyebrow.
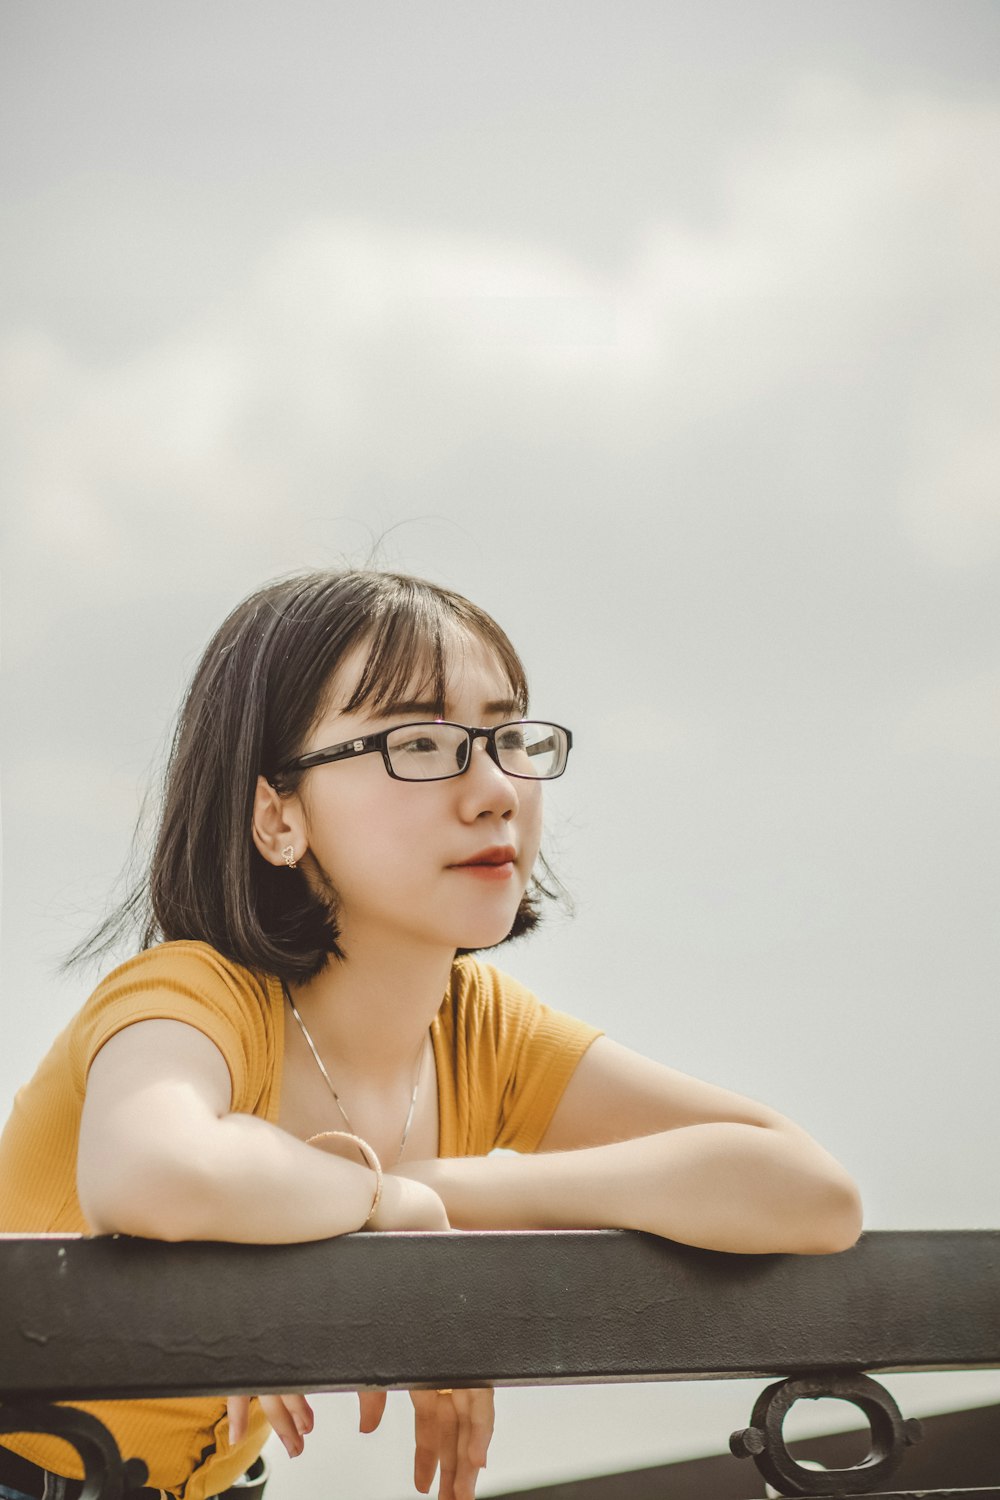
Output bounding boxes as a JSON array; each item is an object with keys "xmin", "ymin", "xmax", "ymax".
[{"xmin": 377, "ymin": 698, "xmax": 522, "ymax": 720}]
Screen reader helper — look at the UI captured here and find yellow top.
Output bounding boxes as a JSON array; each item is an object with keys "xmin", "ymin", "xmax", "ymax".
[{"xmin": 0, "ymin": 941, "xmax": 601, "ymax": 1499}]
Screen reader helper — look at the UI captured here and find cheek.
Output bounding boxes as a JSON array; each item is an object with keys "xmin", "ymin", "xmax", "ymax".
[
  {"xmin": 303, "ymin": 779, "xmax": 440, "ymax": 879},
  {"xmin": 520, "ymin": 787, "xmax": 545, "ymax": 861}
]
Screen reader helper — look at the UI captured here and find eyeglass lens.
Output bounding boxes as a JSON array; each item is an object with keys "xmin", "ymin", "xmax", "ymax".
[{"xmin": 384, "ymin": 722, "xmax": 567, "ymax": 781}]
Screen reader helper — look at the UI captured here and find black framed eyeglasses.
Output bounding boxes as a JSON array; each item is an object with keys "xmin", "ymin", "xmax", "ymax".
[{"xmin": 276, "ymin": 720, "xmax": 573, "ymax": 783}]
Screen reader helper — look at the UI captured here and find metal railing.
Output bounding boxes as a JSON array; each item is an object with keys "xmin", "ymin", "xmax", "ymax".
[{"xmin": 1, "ymin": 1229, "xmax": 998, "ymax": 1500}]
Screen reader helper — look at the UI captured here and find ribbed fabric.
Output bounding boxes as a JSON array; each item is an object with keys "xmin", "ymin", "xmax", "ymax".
[
  {"xmin": 432, "ymin": 957, "xmax": 603, "ymax": 1155},
  {"xmin": 0, "ymin": 942, "xmax": 601, "ymax": 1499}
]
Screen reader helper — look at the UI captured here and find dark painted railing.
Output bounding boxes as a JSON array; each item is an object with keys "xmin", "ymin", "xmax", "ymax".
[{"xmin": 1, "ymin": 1230, "xmax": 999, "ymax": 1499}]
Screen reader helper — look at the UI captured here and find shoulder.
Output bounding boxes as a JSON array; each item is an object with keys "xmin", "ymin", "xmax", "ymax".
[
  {"xmin": 70, "ymin": 941, "xmax": 280, "ymax": 1108},
  {"xmin": 449, "ymin": 954, "xmax": 532, "ymax": 1008},
  {"xmin": 89, "ymin": 939, "xmax": 271, "ymax": 1001},
  {"xmin": 446, "ymin": 955, "xmax": 602, "ymax": 1053},
  {"xmin": 446, "ymin": 955, "xmax": 543, "ymax": 1032},
  {"xmin": 442, "ymin": 958, "xmax": 603, "ymax": 1153}
]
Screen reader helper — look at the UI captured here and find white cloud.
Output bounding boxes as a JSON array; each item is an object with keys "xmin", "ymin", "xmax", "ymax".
[{"xmin": 3, "ymin": 79, "xmax": 999, "ymax": 600}]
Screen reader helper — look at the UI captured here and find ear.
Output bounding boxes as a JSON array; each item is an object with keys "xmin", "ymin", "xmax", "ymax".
[{"xmin": 252, "ymin": 776, "xmax": 307, "ymax": 868}]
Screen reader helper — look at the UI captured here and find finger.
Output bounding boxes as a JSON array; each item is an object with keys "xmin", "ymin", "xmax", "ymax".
[
  {"xmin": 283, "ymin": 1393, "xmax": 315, "ymax": 1437},
  {"xmin": 226, "ymin": 1396, "xmax": 250, "ymax": 1445},
  {"xmin": 450, "ymin": 1390, "xmax": 493, "ymax": 1500},
  {"xmin": 447, "ymin": 1390, "xmax": 473, "ymax": 1500},
  {"xmin": 259, "ymin": 1394, "xmax": 308, "ymax": 1458},
  {"xmin": 357, "ymin": 1389, "xmax": 388, "ymax": 1433},
  {"xmin": 411, "ymin": 1391, "xmax": 441, "ymax": 1495},
  {"xmin": 436, "ymin": 1395, "xmax": 461, "ymax": 1500},
  {"xmin": 452, "ymin": 1410, "xmax": 477, "ymax": 1500},
  {"xmin": 463, "ymin": 1388, "xmax": 495, "ymax": 1470}
]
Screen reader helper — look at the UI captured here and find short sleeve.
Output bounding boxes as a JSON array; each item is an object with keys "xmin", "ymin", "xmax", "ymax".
[
  {"xmin": 434, "ymin": 959, "xmax": 602, "ymax": 1155},
  {"xmin": 67, "ymin": 941, "xmax": 277, "ymax": 1115}
]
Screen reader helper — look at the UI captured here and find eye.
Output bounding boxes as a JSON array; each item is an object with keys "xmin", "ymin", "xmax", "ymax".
[
  {"xmin": 496, "ymin": 726, "xmax": 527, "ymax": 752},
  {"xmin": 396, "ymin": 734, "xmax": 440, "ymax": 755}
]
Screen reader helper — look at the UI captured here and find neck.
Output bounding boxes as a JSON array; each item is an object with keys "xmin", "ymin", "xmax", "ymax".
[{"xmin": 286, "ymin": 925, "xmax": 456, "ymax": 1077}]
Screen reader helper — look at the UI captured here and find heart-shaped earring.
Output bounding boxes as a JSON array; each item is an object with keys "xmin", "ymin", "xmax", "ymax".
[{"xmin": 281, "ymin": 845, "xmax": 297, "ymax": 870}]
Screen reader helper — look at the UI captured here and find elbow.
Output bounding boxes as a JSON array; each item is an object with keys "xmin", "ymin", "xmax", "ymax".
[
  {"xmin": 792, "ymin": 1171, "xmax": 864, "ymax": 1255},
  {"xmin": 758, "ymin": 1119, "xmax": 863, "ymax": 1256},
  {"xmin": 84, "ymin": 1203, "xmax": 205, "ymax": 1243},
  {"xmin": 79, "ymin": 1149, "xmax": 218, "ymax": 1242}
]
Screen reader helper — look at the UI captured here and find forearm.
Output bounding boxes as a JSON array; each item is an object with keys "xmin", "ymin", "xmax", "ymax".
[
  {"xmin": 80, "ymin": 1109, "xmax": 440, "ymax": 1242},
  {"xmin": 395, "ymin": 1122, "xmax": 862, "ymax": 1254}
]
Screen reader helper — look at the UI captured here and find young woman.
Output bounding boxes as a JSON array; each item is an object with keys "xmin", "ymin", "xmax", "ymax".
[{"xmin": 0, "ymin": 570, "xmax": 862, "ymax": 1500}]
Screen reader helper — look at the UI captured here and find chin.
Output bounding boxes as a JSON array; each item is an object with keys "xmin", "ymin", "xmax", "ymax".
[
  {"xmin": 442, "ymin": 888, "xmax": 529, "ymax": 955},
  {"xmin": 453, "ymin": 931, "xmax": 510, "ymax": 954},
  {"xmin": 453, "ymin": 915, "xmax": 525, "ymax": 955},
  {"xmin": 455, "ymin": 938, "xmax": 514, "ymax": 958}
]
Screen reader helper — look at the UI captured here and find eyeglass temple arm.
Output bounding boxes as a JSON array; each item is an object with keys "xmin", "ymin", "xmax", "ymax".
[{"xmin": 283, "ymin": 736, "xmax": 375, "ymax": 773}]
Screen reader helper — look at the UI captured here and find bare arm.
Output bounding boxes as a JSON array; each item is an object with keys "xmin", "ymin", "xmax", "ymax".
[
  {"xmin": 391, "ymin": 1037, "xmax": 862, "ymax": 1254},
  {"xmin": 78, "ymin": 1019, "xmax": 447, "ymax": 1240}
]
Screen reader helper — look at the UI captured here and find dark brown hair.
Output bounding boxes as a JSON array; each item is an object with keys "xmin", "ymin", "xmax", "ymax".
[{"xmin": 71, "ymin": 570, "xmax": 561, "ymax": 981}]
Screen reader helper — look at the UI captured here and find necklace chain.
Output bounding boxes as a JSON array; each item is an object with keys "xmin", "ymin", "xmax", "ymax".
[{"xmin": 283, "ymin": 984, "xmax": 426, "ymax": 1166}]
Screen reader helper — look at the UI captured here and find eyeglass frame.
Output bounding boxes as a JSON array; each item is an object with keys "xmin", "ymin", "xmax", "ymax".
[{"xmin": 274, "ymin": 719, "xmax": 573, "ymax": 783}]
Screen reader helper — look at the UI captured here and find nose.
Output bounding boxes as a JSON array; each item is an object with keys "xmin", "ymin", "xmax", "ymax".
[
  {"xmin": 457, "ymin": 734, "xmax": 519, "ymax": 820},
  {"xmin": 460, "ymin": 728, "xmax": 503, "ymax": 773}
]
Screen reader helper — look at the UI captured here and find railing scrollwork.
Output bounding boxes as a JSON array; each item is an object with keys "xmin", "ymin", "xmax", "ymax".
[
  {"xmin": 730, "ymin": 1372, "xmax": 925, "ymax": 1496},
  {"xmin": 0, "ymin": 1402, "xmax": 148, "ymax": 1500}
]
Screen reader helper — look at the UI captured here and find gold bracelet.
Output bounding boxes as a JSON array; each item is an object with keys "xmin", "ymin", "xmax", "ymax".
[{"xmin": 306, "ymin": 1130, "xmax": 384, "ymax": 1228}]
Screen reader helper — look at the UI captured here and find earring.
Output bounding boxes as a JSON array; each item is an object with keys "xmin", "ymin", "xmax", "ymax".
[{"xmin": 281, "ymin": 845, "xmax": 297, "ymax": 870}]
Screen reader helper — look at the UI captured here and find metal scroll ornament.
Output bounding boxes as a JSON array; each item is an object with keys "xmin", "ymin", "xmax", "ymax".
[
  {"xmin": 0, "ymin": 1401, "xmax": 149, "ymax": 1500},
  {"xmin": 729, "ymin": 1372, "xmax": 924, "ymax": 1497}
]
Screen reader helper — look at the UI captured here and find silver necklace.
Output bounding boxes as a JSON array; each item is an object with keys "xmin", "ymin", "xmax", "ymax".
[{"xmin": 283, "ymin": 983, "xmax": 427, "ymax": 1165}]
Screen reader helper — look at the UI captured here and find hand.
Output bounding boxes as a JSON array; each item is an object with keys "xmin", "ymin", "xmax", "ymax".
[
  {"xmin": 226, "ymin": 1393, "xmax": 314, "ymax": 1457},
  {"xmin": 367, "ymin": 1172, "xmax": 452, "ymax": 1232},
  {"xmin": 358, "ymin": 1388, "xmax": 495, "ymax": 1500}
]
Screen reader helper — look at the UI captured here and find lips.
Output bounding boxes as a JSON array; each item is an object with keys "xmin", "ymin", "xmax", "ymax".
[{"xmin": 450, "ymin": 844, "xmax": 517, "ymax": 868}]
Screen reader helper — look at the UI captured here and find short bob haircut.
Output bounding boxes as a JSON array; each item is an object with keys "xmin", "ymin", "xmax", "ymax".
[{"xmin": 75, "ymin": 570, "xmax": 559, "ymax": 983}]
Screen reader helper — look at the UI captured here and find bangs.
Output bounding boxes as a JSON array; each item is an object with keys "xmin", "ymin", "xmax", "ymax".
[{"xmin": 342, "ymin": 579, "xmax": 529, "ymax": 720}]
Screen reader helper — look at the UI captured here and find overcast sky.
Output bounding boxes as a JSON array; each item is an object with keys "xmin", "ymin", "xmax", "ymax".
[{"xmin": 2, "ymin": 2, "xmax": 999, "ymax": 1494}]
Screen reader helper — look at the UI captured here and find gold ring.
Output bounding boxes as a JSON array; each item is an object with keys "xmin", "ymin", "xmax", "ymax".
[{"xmin": 435, "ymin": 1389, "xmax": 453, "ymax": 1396}]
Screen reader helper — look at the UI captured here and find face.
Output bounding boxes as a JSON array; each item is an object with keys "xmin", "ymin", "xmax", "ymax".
[{"xmin": 286, "ymin": 632, "xmax": 544, "ymax": 957}]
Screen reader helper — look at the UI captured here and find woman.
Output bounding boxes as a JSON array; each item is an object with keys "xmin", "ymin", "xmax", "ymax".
[{"xmin": 0, "ymin": 570, "xmax": 862, "ymax": 1500}]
